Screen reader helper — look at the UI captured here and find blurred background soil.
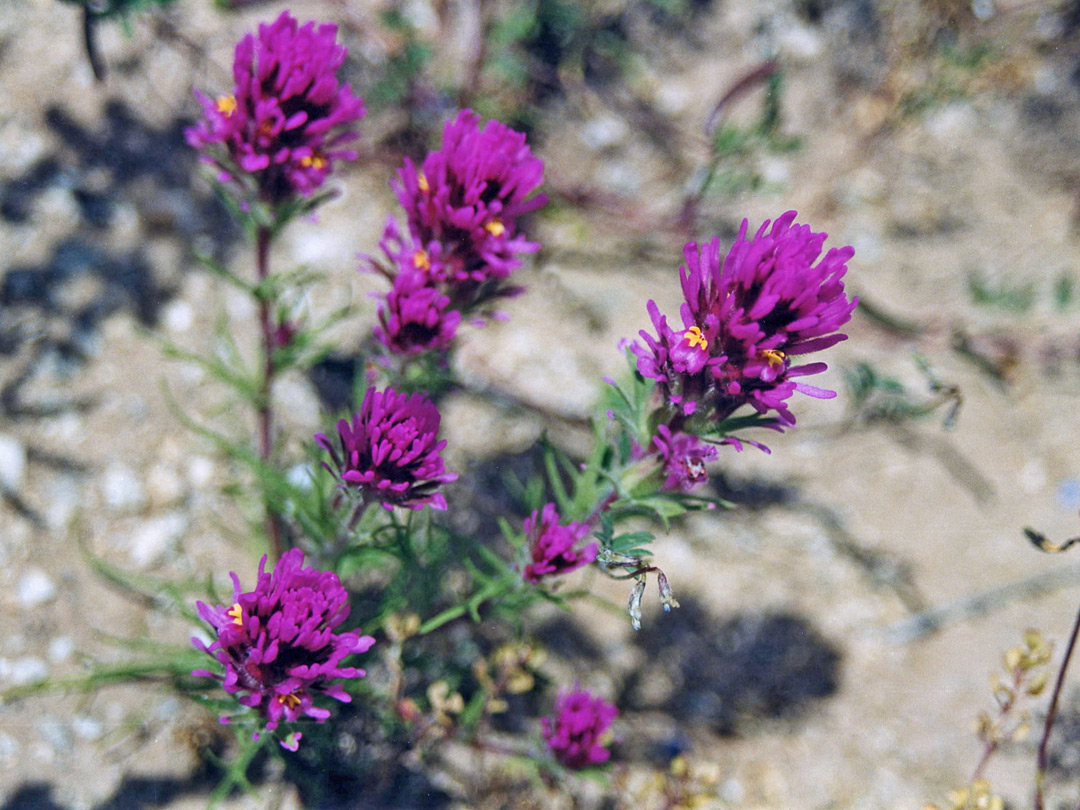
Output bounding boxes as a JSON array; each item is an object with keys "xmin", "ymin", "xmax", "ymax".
[{"xmin": 4, "ymin": 0, "xmax": 1080, "ymax": 807}]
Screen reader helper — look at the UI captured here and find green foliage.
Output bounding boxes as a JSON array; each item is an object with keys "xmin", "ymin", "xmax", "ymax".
[
  {"xmin": 968, "ymin": 270, "xmax": 1036, "ymax": 313},
  {"xmin": 898, "ymin": 41, "xmax": 994, "ymax": 119},
  {"xmin": 366, "ymin": 10, "xmax": 434, "ymax": 109},
  {"xmin": 844, "ymin": 356, "xmax": 961, "ymax": 428},
  {"xmin": 967, "ymin": 269, "xmax": 1080, "ymax": 314}
]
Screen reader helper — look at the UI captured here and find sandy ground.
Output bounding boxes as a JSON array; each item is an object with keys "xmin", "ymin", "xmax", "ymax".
[{"xmin": 4, "ymin": 0, "xmax": 1080, "ymax": 808}]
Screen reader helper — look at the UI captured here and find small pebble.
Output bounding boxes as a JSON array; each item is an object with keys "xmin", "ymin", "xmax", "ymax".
[
  {"xmin": 126, "ymin": 511, "xmax": 188, "ymax": 569},
  {"xmin": 100, "ymin": 461, "xmax": 146, "ymax": 513},
  {"xmin": 1058, "ymin": 478, "xmax": 1080, "ymax": 512},
  {"xmin": 163, "ymin": 300, "xmax": 194, "ymax": 333},
  {"xmin": 0, "ymin": 434, "xmax": 27, "ymax": 493},
  {"xmin": 581, "ymin": 115, "xmax": 628, "ymax": 151},
  {"xmin": 8, "ymin": 657, "xmax": 48, "ymax": 686},
  {"xmin": 0, "ymin": 732, "xmax": 19, "ymax": 763},
  {"xmin": 45, "ymin": 475, "xmax": 81, "ymax": 530},
  {"xmin": 187, "ymin": 456, "xmax": 216, "ymax": 489},
  {"xmin": 71, "ymin": 714, "xmax": 103, "ymax": 741},
  {"xmin": 17, "ymin": 569, "xmax": 57, "ymax": 609},
  {"xmin": 47, "ymin": 636, "xmax": 74, "ymax": 664},
  {"xmin": 1020, "ymin": 460, "xmax": 1048, "ymax": 495},
  {"xmin": 38, "ymin": 715, "xmax": 71, "ymax": 752},
  {"xmin": 147, "ymin": 463, "xmax": 187, "ymax": 508},
  {"xmin": 287, "ymin": 463, "xmax": 313, "ymax": 490}
]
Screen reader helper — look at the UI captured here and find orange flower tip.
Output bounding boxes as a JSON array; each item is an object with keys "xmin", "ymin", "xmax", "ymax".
[
  {"xmin": 412, "ymin": 249, "xmax": 431, "ymax": 271},
  {"xmin": 300, "ymin": 154, "xmax": 327, "ymax": 170},
  {"xmin": 215, "ymin": 95, "xmax": 237, "ymax": 116},
  {"xmin": 484, "ymin": 219, "xmax": 506, "ymax": 237},
  {"xmin": 761, "ymin": 349, "xmax": 786, "ymax": 369},
  {"xmin": 278, "ymin": 692, "xmax": 302, "ymax": 710},
  {"xmin": 684, "ymin": 326, "xmax": 708, "ymax": 351},
  {"xmin": 417, "ymin": 173, "xmax": 430, "ymax": 193},
  {"xmin": 227, "ymin": 603, "xmax": 243, "ymax": 626}
]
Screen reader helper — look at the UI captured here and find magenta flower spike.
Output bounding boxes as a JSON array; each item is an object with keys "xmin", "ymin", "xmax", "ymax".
[
  {"xmin": 315, "ymin": 387, "xmax": 457, "ymax": 510},
  {"xmin": 522, "ymin": 503, "xmax": 598, "ymax": 584},
  {"xmin": 633, "ymin": 211, "xmax": 856, "ymax": 427},
  {"xmin": 651, "ymin": 425, "xmax": 720, "ymax": 492},
  {"xmin": 192, "ymin": 549, "xmax": 375, "ymax": 741},
  {"xmin": 542, "ymin": 689, "xmax": 618, "ymax": 769},
  {"xmin": 374, "ymin": 271, "xmax": 462, "ymax": 356},
  {"xmin": 391, "ymin": 110, "xmax": 547, "ymax": 285},
  {"xmin": 186, "ymin": 11, "xmax": 365, "ymax": 205}
]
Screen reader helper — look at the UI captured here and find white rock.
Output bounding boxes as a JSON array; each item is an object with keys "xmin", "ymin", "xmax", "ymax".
[
  {"xmin": 0, "ymin": 732, "xmax": 19, "ymax": 764},
  {"xmin": 38, "ymin": 715, "xmax": 71, "ymax": 751},
  {"xmin": 146, "ymin": 463, "xmax": 187, "ymax": 508},
  {"xmin": 44, "ymin": 475, "xmax": 81, "ymax": 530},
  {"xmin": 286, "ymin": 463, "xmax": 314, "ymax": 490},
  {"xmin": 1019, "ymin": 460, "xmax": 1048, "ymax": 495},
  {"xmin": 8, "ymin": 656, "xmax": 48, "ymax": 686},
  {"xmin": 100, "ymin": 461, "xmax": 146, "ymax": 513},
  {"xmin": 163, "ymin": 299, "xmax": 194, "ymax": 334},
  {"xmin": 582, "ymin": 115, "xmax": 629, "ymax": 151},
  {"xmin": 273, "ymin": 376, "xmax": 322, "ymax": 434},
  {"xmin": 187, "ymin": 456, "xmax": 216, "ymax": 489},
  {"xmin": 71, "ymin": 714, "xmax": 103, "ymax": 741},
  {"xmin": 47, "ymin": 636, "xmax": 74, "ymax": 663},
  {"xmin": 126, "ymin": 511, "xmax": 188, "ymax": 569},
  {"xmin": 17, "ymin": 569, "xmax": 57, "ymax": 609},
  {"xmin": 37, "ymin": 186, "xmax": 81, "ymax": 232},
  {"xmin": 0, "ymin": 434, "xmax": 27, "ymax": 493},
  {"xmin": 779, "ymin": 24, "xmax": 823, "ymax": 61}
]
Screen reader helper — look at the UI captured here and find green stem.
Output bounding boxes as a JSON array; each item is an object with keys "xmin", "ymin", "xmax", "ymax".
[
  {"xmin": 209, "ymin": 730, "xmax": 266, "ymax": 808},
  {"xmin": 418, "ymin": 573, "xmax": 517, "ymax": 635}
]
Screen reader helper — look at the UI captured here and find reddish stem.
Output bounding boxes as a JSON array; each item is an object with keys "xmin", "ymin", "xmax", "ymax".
[
  {"xmin": 1035, "ymin": 598, "xmax": 1080, "ymax": 810},
  {"xmin": 256, "ymin": 225, "xmax": 284, "ymax": 561}
]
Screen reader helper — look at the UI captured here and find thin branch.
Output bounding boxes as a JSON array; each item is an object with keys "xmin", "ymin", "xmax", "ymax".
[{"xmin": 1035, "ymin": 600, "xmax": 1080, "ymax": 810}]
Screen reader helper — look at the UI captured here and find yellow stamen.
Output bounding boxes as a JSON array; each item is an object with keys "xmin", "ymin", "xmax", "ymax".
[
  {"xmin": 684, "ymin": 326, "xmax": 708, "ymax": 351},
  {"xmin": 761, "ymin": 349, "xmax": 786, "ymax": 369},
  {"xmin": 278, "ymin": 692, "xmax": 301, "ymax": 710},
  {"xmin": 417, "ymin": 173, "xmax": 430, "ymax": 193},
  {"xmin": 484, "ymin": 219, "xmax": 506, "ymax": 237},
  {"xmin": 215, "ymin": 95, "xmax": 237, "ymax": 116},
  {"xmin": 227, "ymin": 603, "xmax": 243, "ymax": 626},
  {"xmin": 412, "ymin": 249, "xmax": 431, "ymax": 271},
  {"xmin": 300, "ymin": 154, "xmax": 327, "ymax": 170}
]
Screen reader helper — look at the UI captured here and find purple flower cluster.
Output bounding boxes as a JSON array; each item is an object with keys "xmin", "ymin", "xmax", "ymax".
[
  {"xmin": 186, "ymin": 11, "xmax": 365, "ymax": 205},
  {"xmin": 393, "ymin": 110, "xmax": 547, "ymax": 285},
  {"xmin": 633, "ymin": 211, "xmax": 856, "ymax": 428},
  {"xmin": 192, "ymin": 549, "xmax": 374, "ymax": 739},
  {"xmin": 372, "ymin": 110, "xmax": 546, "ymax": 356},
  {"xmin": 316, "ymin": 387, "xmax": 457, "ymax": 510},
  {"xmin": 542, "ymin": 689, "xmax": 618, "ymax": 769},
  {"xmin": 522, "ymin": 503, "xmax": 599, "ymax": 584},
  {"xmin": 651, "ymin": 425, "xmax": 719, "ymax": 492},
  {"xmin": 373, "ymin": 267, "xmax": 462, "ymax": 356}
]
